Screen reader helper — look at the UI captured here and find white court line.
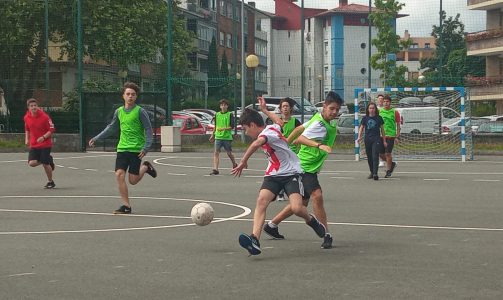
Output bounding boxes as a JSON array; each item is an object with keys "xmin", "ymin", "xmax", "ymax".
[
  {"xmin": 424, "ymin": 178, "xmax": 449, "ymax": 181},
  {"xmin": 84, "ymin": 168, "xmax": 98, "ymax": 172},
  {"xmin": 231, "ymin": 218, "xmax": 503, "ymax": 232},
  {"xmin": 330, "ymin": 176, "xmax": 354, "ymax": 180},
  {"xmin": 473, "ymin": 179, "xmax": 500, "ymax": 182},
  {"xmin": 6, "ymin": 273, "xmax": 36, "ymax": 278},
  {"xmin": 0, "ymin": 195, "xmax": 251, "ymax": 235}
]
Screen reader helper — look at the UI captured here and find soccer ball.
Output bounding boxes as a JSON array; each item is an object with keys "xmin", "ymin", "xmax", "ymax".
[{"xmin": 191, "ymin": 203, "xmax": 214, "ymax": 226}]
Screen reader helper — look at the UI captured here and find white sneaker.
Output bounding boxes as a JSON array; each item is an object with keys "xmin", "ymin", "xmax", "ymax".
[
  {"xmin": 379, "ymin": 160, "xmax": 385, "ymax": 167},
  {"xmin": 276, "ymin": 194, "xmax": 287, "ymax": 201}
]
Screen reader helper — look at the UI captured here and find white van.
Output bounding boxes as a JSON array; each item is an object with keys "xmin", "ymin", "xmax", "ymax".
[{"xmin": 395, "ymin": 107, "xmax": 460, "ymax": 134}]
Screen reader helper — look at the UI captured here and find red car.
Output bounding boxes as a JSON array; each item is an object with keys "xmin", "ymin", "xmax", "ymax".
[{"xmin": 172, "ymin": 113, "xmax": 206, "ymax": 134}]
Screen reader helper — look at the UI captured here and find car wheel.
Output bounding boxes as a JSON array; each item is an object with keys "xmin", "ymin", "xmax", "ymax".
[{"xmin": 411, "ymin": 129, "xmax": 421, "ymax": 134}]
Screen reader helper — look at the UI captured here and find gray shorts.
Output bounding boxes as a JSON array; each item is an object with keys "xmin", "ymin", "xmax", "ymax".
[{"xmin": 214, "ymin": 139, "xmax": 233, "ymax": 152}]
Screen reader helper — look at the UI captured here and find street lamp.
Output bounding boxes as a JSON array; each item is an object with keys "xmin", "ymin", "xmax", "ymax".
[
  {"xmin": 317, "ymin": 74, "xmax": 323, "ymax": 103},
  {"xmin": 246, "ymin": 54, "xmax": 259, "ymax": 108}
]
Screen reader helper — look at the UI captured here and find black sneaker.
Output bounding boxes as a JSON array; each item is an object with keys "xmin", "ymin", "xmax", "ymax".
[
  {"xmin": 49, "ymin": 155, "xmax": 55, "ymax": 171},
  {"xmin": 390, "ymin": 162, "xmax": 397, "ymax": 175},
  {"xmin": 113, "ymin": 205, "xmax": 131, "ymax": 214},
  {"xmin": 307, "ymin": 214, "xmax": 326, "ymax": 238},
  {"xmin": 263, "ymin": 223, "xmax": 285, "ymax": 240},
  {"xmin": 321, "ymin": 234, "xmax": 333, "ymax": 249},
  {"xmin": 373, "ymin": 174, "xmax": 379, "ymax": 181},
  {"xmin": 143, "ymin": 161, "xmax": 157, "ymax": 178},
  {"xmin": 384, "ymin": 170, "xmax": 392, "ymax": 178},
  {"xmin": 210, "ymin": 169, "xmax": 219, "ymax": 175},
  {"xmin": 367, "ymin": 173, "xmax": 373, "ymax": 179},
  {"xmin": 44, "ymin": 181, "xmax": 55, "ymax": 189},
  {"xmin": 238, "ymin": 233, "xmax": 261, "ymax": 255}
]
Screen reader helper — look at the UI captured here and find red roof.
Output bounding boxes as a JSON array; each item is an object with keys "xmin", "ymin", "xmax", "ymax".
[{"xmin": 316, "ymin": 3, "xmax": 407, "ymax": 18}]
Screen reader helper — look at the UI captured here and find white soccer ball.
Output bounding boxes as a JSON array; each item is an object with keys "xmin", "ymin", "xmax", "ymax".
[
  {"xmin": 191, "ymin": 203, "xmax": 214, "ymax": 226},
  {"xmin": 418, "ymin": 75, "xmax": 425, "ymax": 83}
]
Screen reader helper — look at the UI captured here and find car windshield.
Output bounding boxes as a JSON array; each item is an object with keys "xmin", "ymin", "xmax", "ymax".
[{"xmin": 172, "ymin": 119, "xmax": 184, "ymax": 127}]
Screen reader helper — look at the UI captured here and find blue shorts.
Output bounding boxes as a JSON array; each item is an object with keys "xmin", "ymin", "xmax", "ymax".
[{"xmin": 214, "ymin": 139, "xmax": 232, "ymax": 152}]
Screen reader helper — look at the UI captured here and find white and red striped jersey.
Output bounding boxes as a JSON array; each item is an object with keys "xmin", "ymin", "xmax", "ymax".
[{"xmin": 258, "ymin": 124, "xmax": 302, "ymax": 176}]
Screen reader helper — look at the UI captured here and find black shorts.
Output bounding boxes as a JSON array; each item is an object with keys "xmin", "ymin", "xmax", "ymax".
[
  {"xmin": 115, "ymin": 152, "xmax": 142, "ymax": 175},
  {"xmin": 28, "ymin": 147, "xmax": 52, "ymax": 165},
  {"xmin": 260, "ymin": 174, "xmax": 304, "ymax": 198},
  {"xmin": 379, "ymin": 137, "xmax": 395, "ymax": 154},
  {"xmin": 302, "ymin": 172, "xmax": 321, "ymax": 200}
]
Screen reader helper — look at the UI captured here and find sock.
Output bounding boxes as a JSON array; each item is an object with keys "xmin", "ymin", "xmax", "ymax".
[{"xmin": 268, "ymin": 221, "xmax": 278, "ymax": 228}]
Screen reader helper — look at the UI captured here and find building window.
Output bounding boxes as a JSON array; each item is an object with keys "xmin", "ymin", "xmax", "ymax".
[
  {"xmin": 288, "ymin": 31, "xmax": 291, "ymax": 38},
  {"xmin": 325, "ymin": 41, "xmax": 329, "ymax": 55},
  {"xmin": 288, "ymin": 55, "xmax": 291, "ymax": 62},
  {"xmin": 219, "ymin": 31, "xmax": 225, "ymax": 46},
  {"xmin": 425, "ymin": 43, "xmax": 430, "ymax": 49},
  {"xmin": 288, "ymin": 79, "xmax": 291, "ymax": 86},
  {"xmin": 411, "ymin": 43, "xmax": 418, "ymax": 49},
  {"xmin": 307, "ymin": 18, "xmax": 311, "ymax": 32},
  {"xmin": 226, "ymin": 33, "xmax": 232, "ymax": 48},
  {"xmin": 219, "ymin": 1, "xmax": 225, "ymax": 15}
]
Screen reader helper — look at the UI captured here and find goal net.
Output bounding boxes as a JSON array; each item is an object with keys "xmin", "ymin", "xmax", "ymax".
[{"xmin": 353, "ymin": 87, "xmax": 471, "ymax": 161}]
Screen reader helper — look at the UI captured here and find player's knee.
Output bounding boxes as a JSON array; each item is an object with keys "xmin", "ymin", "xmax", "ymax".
[{"xmin": 28, "ymin": 161, "xmax": 38, "ymax": 167}]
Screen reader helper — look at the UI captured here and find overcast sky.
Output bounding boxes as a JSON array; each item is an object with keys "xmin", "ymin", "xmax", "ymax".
[{"xmin": 252, "ymin": 0, "xmax": 486, "ymax": 36}]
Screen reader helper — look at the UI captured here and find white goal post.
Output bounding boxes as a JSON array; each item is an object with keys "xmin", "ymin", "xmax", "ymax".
[{"xmin": 353, "ymin": 87, "xmax": 470, "ymax": 162}]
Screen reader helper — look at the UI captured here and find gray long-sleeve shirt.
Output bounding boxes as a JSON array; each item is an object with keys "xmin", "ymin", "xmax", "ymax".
[{"xmin": 93, "ymin": 105, "xmax": 153, "ymax": 153}]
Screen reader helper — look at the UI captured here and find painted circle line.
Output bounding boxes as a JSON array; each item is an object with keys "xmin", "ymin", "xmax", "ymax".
[{"xmin": 0, "ymin": 195, "xmax": 251, "ymax": 235}]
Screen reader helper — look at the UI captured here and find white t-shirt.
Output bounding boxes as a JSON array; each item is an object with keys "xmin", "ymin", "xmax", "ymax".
[
  {"xmin": 259, "ymin": 124, "xmax": 302, "ymax": 176},
  {"xmin": 302, "ymin": 119, "xmax": 328, "ymax": 141}
]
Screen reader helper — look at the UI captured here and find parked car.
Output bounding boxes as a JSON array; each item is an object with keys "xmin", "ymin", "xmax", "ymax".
[
  {"xmin": 475, "ymin": 121, "xmax": 503, "ymax": 135},
  {"xmin": 440, "ymin": 117, "xmax": 491, "ymax": 135},
  {"xmin": 480, "ymin": 115, "xmax": 503, "ymax": 122},
  {"xmin": 398, "ymin": 96, "xmax": 423, "ymax": 107},
  {"xmin": 184, "ymin": 108, "xmax": 216, "ymax": 118},
  {"xmin": 315, "ymin": 101, "xmax": 348, "ymax": 115},
  {"xmin": 336, "ymin": 113, "xmax": 361, "ymax": 134},
  {"xmin": 172, "ymin": 113, "xmax": 206, "ymax": 135},
  {"xmin": 395, "ymin": 106, "xmax": 459, "ymax": 134}
]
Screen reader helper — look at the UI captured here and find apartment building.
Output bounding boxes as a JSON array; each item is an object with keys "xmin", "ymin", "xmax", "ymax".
[
  {"xmin": 466, "ymin": 0, "xmax": 503, "ymax": 113},
  {"xmin": 396, "ymin": 30, "xmax": 436, "ymax": 81}
]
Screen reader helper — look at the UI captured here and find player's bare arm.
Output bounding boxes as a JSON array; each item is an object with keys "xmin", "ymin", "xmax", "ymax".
[
  {"xmin": 258, "ymin": 96, "xmax": 283, "ymax": 127},
  {"xmin": 286, "ymin": 125, "xmax": 305, "ymax": 144},
  {"xmin": 231, "ymin": 137, "xmax": 265, "ymax": 177}
]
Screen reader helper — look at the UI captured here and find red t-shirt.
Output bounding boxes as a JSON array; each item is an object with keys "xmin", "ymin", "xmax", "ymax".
[{"xmin": 24, "ymin": 109, "xmax": 55, "ymax": 148}]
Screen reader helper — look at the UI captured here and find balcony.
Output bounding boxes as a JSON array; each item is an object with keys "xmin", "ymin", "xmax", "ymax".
[
  {"xmin": 255, "ymin": 30, "xmax": 268, "ymax": 41},
  {"xmin": 466, "ymin": 29, "xmax": 503, "ymax": 56},
  {"xmin": 466, "ymin": 75, "xmax": 503, "ymax": 101},
  {"xmin": 467, "ymin": 0, "xmax": 503, "ymax": 10}
]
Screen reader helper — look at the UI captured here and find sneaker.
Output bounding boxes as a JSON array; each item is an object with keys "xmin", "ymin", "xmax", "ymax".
[
  {"xmin": 49, "ymin": 155, "xmax": 55, "ymax": 171},
  {"xmin": 44, "ymin": 181, "xmax": 55, "ymax": 189},
  {"xmin": 238, "ymin": 233, "xmax": 261, "ymax": 255},
  {"xmin": 384, "ymin": 170, "xmax": 392, "ymax": 178},
  {"xmin": 143, "ymin": 161, "xmax": 157, "ymax": 178},
  {"xmin": 113, "ymin": 205, "xmax": 132, "ymax": 214},
  {"xmin": 373, "ymin": 174, "xmax": 379, "ymax": 181},
  {"xmin": 263, "ymin": 223, "xmax": 285, "ymax": 240},
  {"xmin": 367, "ymin": 173, "xmax": 373, "ymax": 179},
  {"xmin": 306, "ymin": 214, "xmax": 326, "ymax": 238},
  {"xmin": 390, "ymin": 162, "xmax": 397, "ymax": 175},
  {"xmin": 379, "ymin": 160, "xmax": 385, "ymax": 167},
  {"xmin": 276, "ymin": 193, "xmax": 286, "ymax": 201},
  {"xmin": 210, "ymin": 169, "xmax": 219, "ymax": 175},
  {"xmin": 321, "ymin": 234, "xmax": 333, "ymax": 249}
]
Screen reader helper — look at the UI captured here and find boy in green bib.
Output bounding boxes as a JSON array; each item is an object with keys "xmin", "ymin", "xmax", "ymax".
[
  {"xmin": 264, "ymin": 91, "xmax": 343, "ymax": 249},
  {"xmin": 209, "ymin": 99, "xmax": 237, "ymax": 175},
  {"xmin": 89, "ymin": 82, "xmax": 157, "ymax": 214},
  {"xmin": 379, "ymin": 94, "xmax": 401, "ymax": 178}
]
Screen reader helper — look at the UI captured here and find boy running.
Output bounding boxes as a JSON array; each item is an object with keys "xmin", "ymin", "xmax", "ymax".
[
  {"xmin": 209, "ymin": 99, "xmax": 237, "ymax": 175},
  {"xmin": 24, "ymin": 98, "xmax": 56, "ymax": 188},
  {"xmin": 378, "ymin": 94, "xmax": 401, "ymax": 178},
  {"xmin": 88, "ymin": 82, "xmax": 157, "ymax": 214},
  {"xmin": 263, "ymin": 91, "xmax": 342, "ymax": 249},
  {"xmin": 232, "ymin": 97, "xmax": 326, "ymax": 256}
]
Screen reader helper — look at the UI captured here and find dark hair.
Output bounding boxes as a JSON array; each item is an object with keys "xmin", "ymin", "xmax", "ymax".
[
  {"xmin": 325, "ymin": 91, "xmax": 343, "ymax": 106},
  {"xmin": 122, "ymin": 82, "xmax": 140, "ymax": 95},
  {"xmin": 26, "ymin": 98, "xmax": 38, "ymax": 106},
  {"xmin": 377, "ymin": 94, "xmax": 384, "ymax": 98},
  {"xmin": 383, "ymin": 94, "xmax": 392, "ymax": 101},
  {"xmin": 366, "ymin": 102, "xmax": 378, "ymax": 116},
  {"xmin": 239, "ymin": 108, "xmax": 264, "ymax": 127},
  {"xmin": 279, "ymin": 97, "xmax": 295, "ymax": 109},
  {"xmin": 219, "ymin": 99, "xmax": 230, "ymax": 106}
]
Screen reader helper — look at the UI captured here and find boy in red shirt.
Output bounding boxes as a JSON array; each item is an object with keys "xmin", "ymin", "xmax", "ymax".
[{"xmin": 24, "ymin": 98, "xmax": 56, "ymax": 188}]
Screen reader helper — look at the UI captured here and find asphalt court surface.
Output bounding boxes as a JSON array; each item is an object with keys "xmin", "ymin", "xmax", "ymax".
[{"xmin": 1, "ymin": 151, "xmax": 503, "ymax": 299}]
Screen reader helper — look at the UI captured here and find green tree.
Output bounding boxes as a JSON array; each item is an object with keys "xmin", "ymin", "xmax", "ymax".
[
  {"xmin": 369, "ymin": 0, "xmax": 411, "ymax": 87},
  {"xmin": 420, "ymin": 12, "xmax": 485, "ymax": 86},
  {"xmin": 0, "ymin": 0, "xmax": 194, "ymax": 115}
]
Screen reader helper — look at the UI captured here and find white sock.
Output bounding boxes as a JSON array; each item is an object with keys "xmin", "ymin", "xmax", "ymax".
[{"xmin": 268, "ymin": 221, "xmax": 278, "ymax": 228}]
